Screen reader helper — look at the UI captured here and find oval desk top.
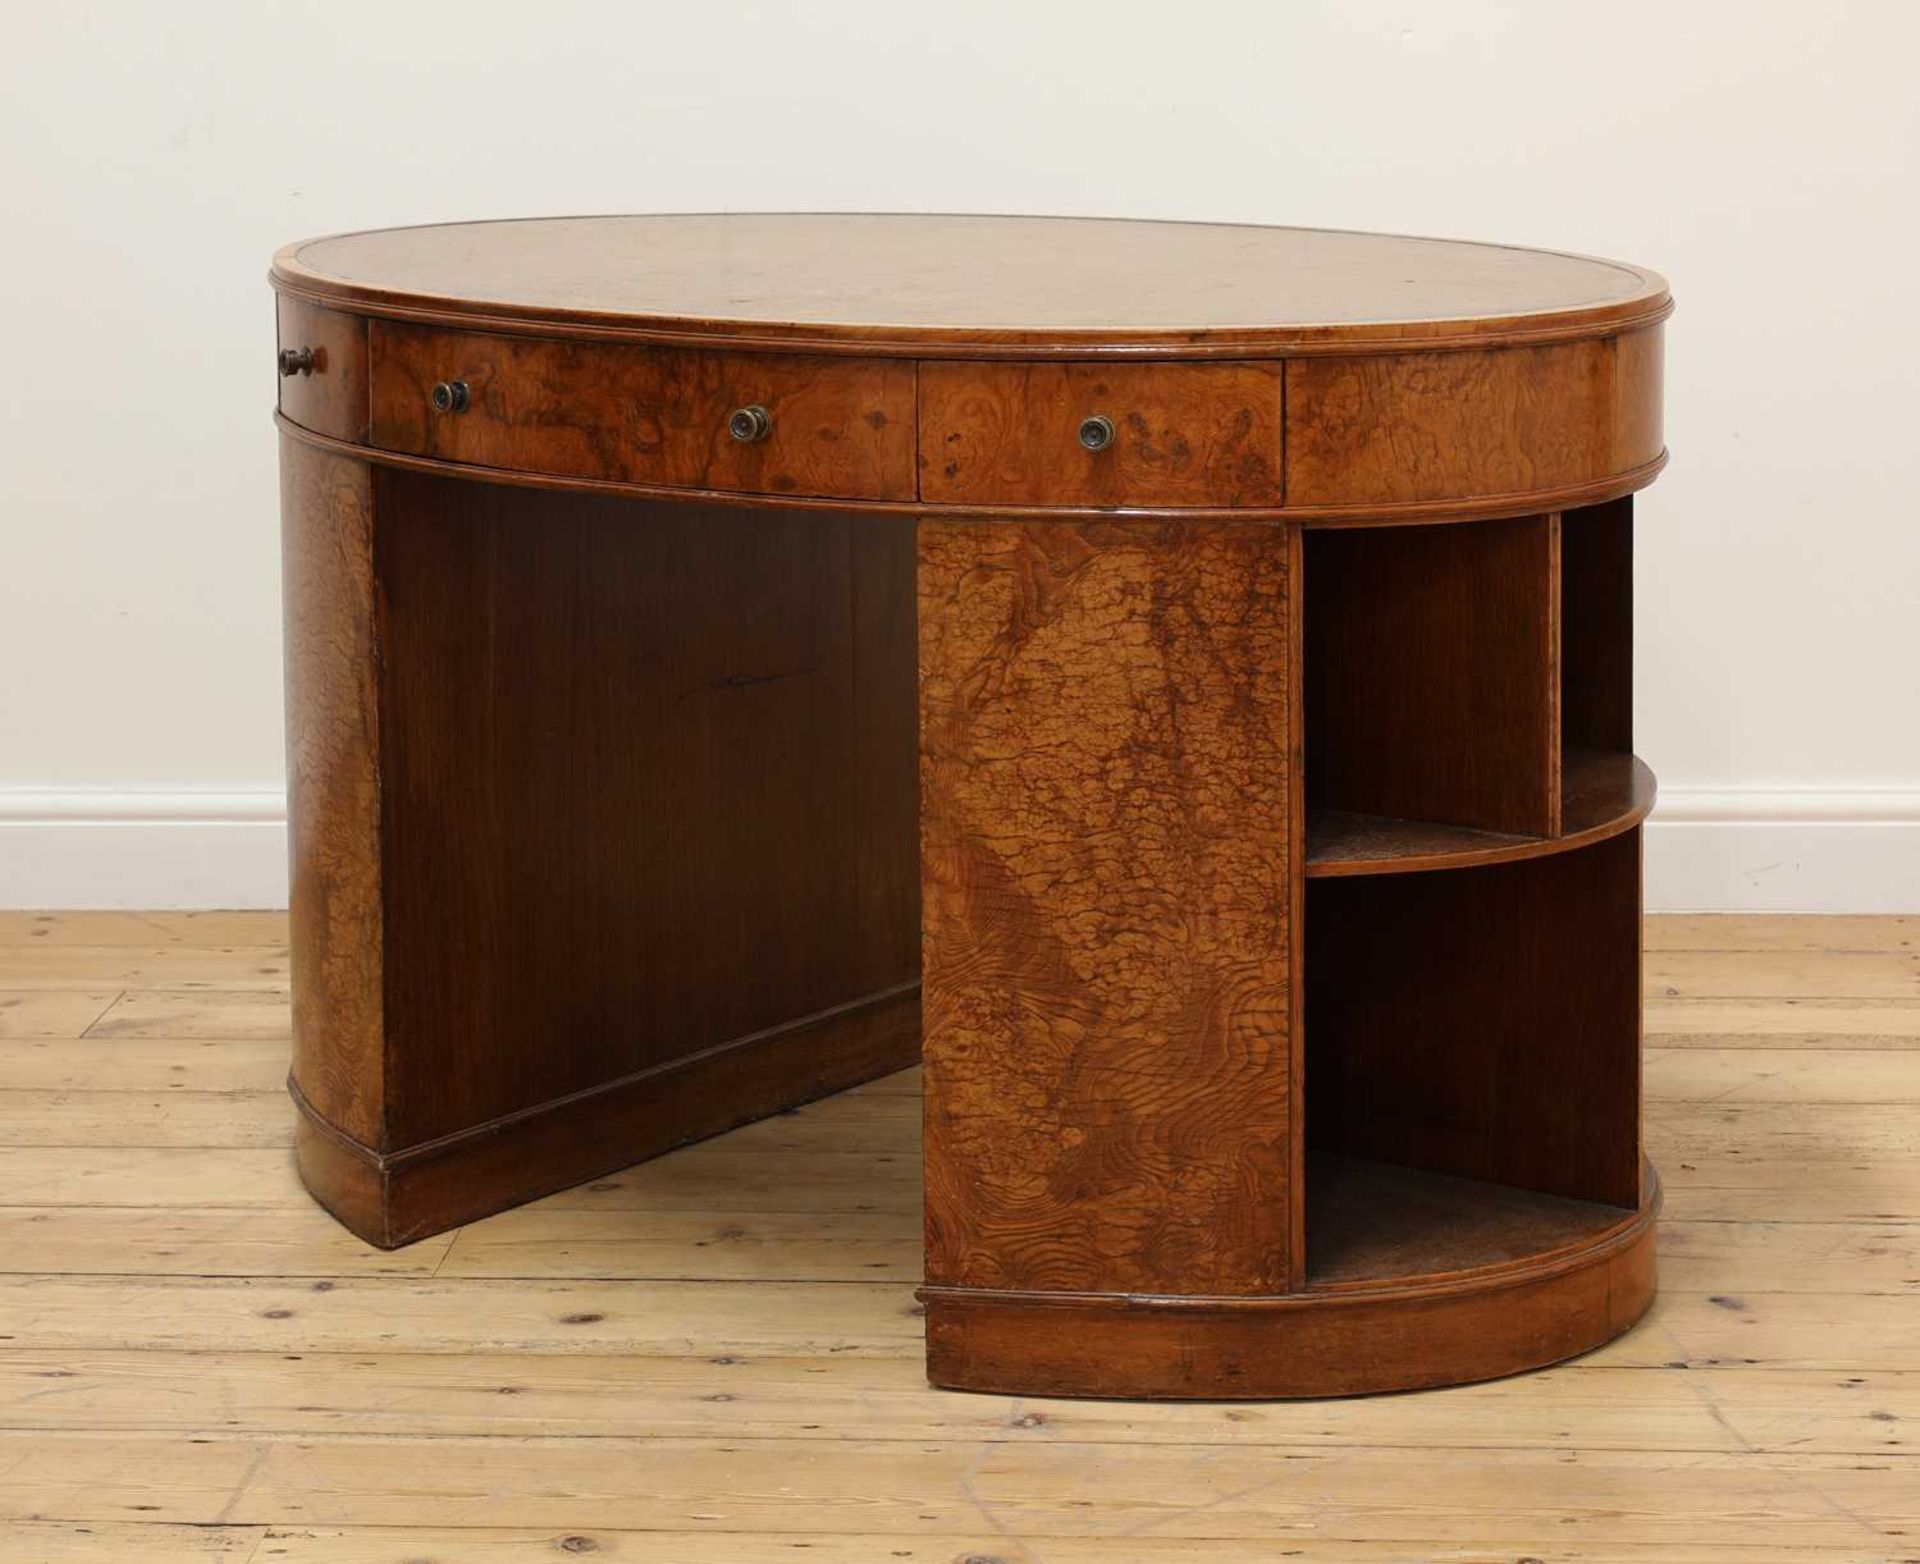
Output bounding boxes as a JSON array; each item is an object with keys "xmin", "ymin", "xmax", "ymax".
[{"xmin": 272, "ymin": 213, "xmax": 1670, "ymax": 358}]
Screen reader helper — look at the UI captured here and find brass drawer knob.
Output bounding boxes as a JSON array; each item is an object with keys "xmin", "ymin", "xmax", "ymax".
[
  {"xmin": 728, "ymin": 404, "xmax": 772, "ymax": 443},
  {"xmin": 431, "ymin": 380, "xmax": 471, "ymax": 414},
  {"xmin": 1078, "ymin": 414, "xmax": 1115, "ymax": 452},
  {"xmin": 278, "ymin": 346, "xmax": 315, "ymax": 377}
]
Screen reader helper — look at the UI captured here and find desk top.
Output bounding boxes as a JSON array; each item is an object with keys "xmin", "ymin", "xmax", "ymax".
[{"xmin": 272, "ymin": 214, "xmax": 1669, "ymax": 358}]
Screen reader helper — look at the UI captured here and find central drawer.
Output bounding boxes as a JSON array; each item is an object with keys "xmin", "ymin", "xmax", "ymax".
[
  {"xmin": 918, "ymin": 360, "xmax": 1282, "ymax": 507},
  {"xmin": 369, "ymin": 323, "xmax": 918, "ymax": 501}
]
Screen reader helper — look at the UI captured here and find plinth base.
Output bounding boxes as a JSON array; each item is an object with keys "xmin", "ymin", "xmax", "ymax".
[{"xmin": 922, "ymin": 1160, "xmax": 1659, "ymax": 1399}]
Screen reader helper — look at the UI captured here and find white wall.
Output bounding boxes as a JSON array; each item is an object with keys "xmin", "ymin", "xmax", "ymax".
[{"xmin": 2, "ymin": 1, "xmax": 1916, "ymax": 910}]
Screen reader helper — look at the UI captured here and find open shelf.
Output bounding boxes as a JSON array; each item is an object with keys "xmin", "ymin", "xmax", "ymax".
[
  {"xmin": 1305, "ymin": 1152, "xmax": 1640, "ymax": 1288},
  {"xmin": 1307, "ymin": 748, "xmax": 1654, "ymax": 876},
  {"xmin": 1299, "ymin": 498, "xmax": 1648, "ymax": 1296},
  {"xmin": 1306, "ymin": 828, "xmax": 1644, "ymax": 1212},
  {"xmin": 1303, "ymin": 515, "xmax": 1560, "ymax": 839}
]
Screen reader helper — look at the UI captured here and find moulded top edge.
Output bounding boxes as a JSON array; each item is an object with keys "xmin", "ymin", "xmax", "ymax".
[{"xmin": 270, "ymin": 213, "xmax": 1672, "ymax": 359}]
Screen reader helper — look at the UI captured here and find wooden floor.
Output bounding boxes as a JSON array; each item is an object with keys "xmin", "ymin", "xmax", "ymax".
[{"xmin": 0, "ymin": 912, "xmax": 1914, "ymax": 1563}]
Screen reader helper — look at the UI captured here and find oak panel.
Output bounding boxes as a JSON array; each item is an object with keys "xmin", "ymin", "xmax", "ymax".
[{"xmin": 919, "ymin": 518, "xmax": 1293, "ymax": 1296}]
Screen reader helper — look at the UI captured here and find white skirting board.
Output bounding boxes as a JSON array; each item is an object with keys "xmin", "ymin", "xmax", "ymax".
[
  {"xmin": 1643, "ymin": 787, "xmax": 1920, "ymax": 914},
  {"xmin": 0, "ymin": 790, "xmax": 289, "ymax": 910},
  {"xmin": 0, "ymin": 786, "xmax": 1916, "ymax": 913}
]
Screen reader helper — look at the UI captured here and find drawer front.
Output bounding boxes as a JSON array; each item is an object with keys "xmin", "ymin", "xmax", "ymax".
[
  {"xmin": 918, "ymin": 361, "xmax": 1282, "ymax": 507},
  {"xmin": 1283, "ymin": 336, "xmax": 1661, "ymax": 508},
  {"xmin": 369, "ymin": 324, "xmax": 917, "ymax": 501},
  {"xmin": 277, "ymin": 299, "xmax": 368, "ymax": 442}
]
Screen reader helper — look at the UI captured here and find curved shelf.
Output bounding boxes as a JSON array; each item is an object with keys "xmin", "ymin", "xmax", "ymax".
[
  {"xmin": 1305, "ymin": 1152, "xmax": 1640, "ymax": 1289},
  {"xmin": 1306, "ymin": 749, "xmax": 1655, "ymax": 878}
]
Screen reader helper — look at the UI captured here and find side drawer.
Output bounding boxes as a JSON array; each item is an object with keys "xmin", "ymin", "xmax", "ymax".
[
  {"xmin": 277, "ymin": 299, "xmax": 368, "ymax": 443},
  {"xmin": 918, "ymin": 360, "xmax": 1281, "ymax": 507},
  {"xmin": 1283, "ymin": 333, "xmax": 1663, "ymax": 509},
  {"xmin": 369, "ymin": 323, "xmax": 917, "ymax": 501}
]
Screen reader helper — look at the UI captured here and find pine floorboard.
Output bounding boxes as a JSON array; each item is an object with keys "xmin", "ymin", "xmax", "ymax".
[{"xmin": 0, "ymin": 911, "xmax": 1914, "ymax": 1563}]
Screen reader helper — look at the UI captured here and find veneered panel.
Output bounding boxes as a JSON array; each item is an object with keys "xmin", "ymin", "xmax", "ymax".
[
  {"xmin": 280, "ymin": 435, "xmax": 385, "ymax": 1147},
  {"xmin": 370, "ymin": 323, "xmax": 917, "ymax": 500},
  {"xmin": 919, "ymin": 518, "xmax": 1294, "ymax": 1295},
  {"xmin": 1287, "ymin": 340, "xmax": 1617, "ymax": 507},
  {"xmin": 918, "ymin": 360, "xmax": 1281, "ymax": 507}
]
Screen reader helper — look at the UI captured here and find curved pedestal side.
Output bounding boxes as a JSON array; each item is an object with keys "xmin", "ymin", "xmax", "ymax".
[
  {"xmin": 279, "ymin": 433, "xmax": 925, "ymax": 1250},
  {"xmin": 922, "ymin": 1164, "xmax": 1659, "ymax": 1399}
]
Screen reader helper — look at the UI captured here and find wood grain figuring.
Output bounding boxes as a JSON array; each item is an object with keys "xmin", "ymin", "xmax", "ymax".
[
  {"xmin": 275, "ymin": 298, "xmax": 367, "ymax": 443},
  {"xmin": 275, "ymin": 214, "xmax": 1670, "ymax": 357},
  {"xmin": 918, "ymin": 519, "xmax": 1293, "ymax": 1297},
  {"xmin": 369, "ymin": 322, "xmax": 917, "ymax": 500},
  {"xmin": 1306, "ymin": 829, "xmax": 1644, "ymax": 1210},
  {"xmin": 279, "ymin": 434, "xmax": 384, "ymax": 1148},
  {"xmin": 1305, "ymin": 515, "xmax": 1561, "ymax": 837},
  {"xmin": 1286, "ymin": 338, "xmax": 1648, "ymax": 507},
  {"xmin": 916, "ymin": 360, "xmax": 1280, "ymax": 507}
]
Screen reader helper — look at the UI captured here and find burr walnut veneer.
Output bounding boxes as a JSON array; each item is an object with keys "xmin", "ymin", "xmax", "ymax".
[{"xmin": 271, "ymin": 214, "xmax": 1670, "ymax": 1398}]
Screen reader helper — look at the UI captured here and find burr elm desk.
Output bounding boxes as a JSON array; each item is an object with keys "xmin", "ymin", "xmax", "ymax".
[{"xmin": 271, "ymin": 214, "xmax": 1670, "ymax": 1398}]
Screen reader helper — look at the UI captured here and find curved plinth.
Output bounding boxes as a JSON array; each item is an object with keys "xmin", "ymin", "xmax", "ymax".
[{"xmin": 922, "ymin": 1163, "xmax": 1659, "ymax": 1400}]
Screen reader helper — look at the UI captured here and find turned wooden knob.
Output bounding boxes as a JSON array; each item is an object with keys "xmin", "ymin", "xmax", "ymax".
[
  {"xmin": 277, "ymin": 346, "xmax": 315, "ymax": 377},
  {"xmin": 728, "ymin": 404, "xmax": 772, "ymax": 443}
]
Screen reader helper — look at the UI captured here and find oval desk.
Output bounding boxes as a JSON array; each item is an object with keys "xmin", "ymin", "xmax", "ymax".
[{"xmin": 270, "ymin": 214, "xmax": 1670, "ymax": 1398}]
